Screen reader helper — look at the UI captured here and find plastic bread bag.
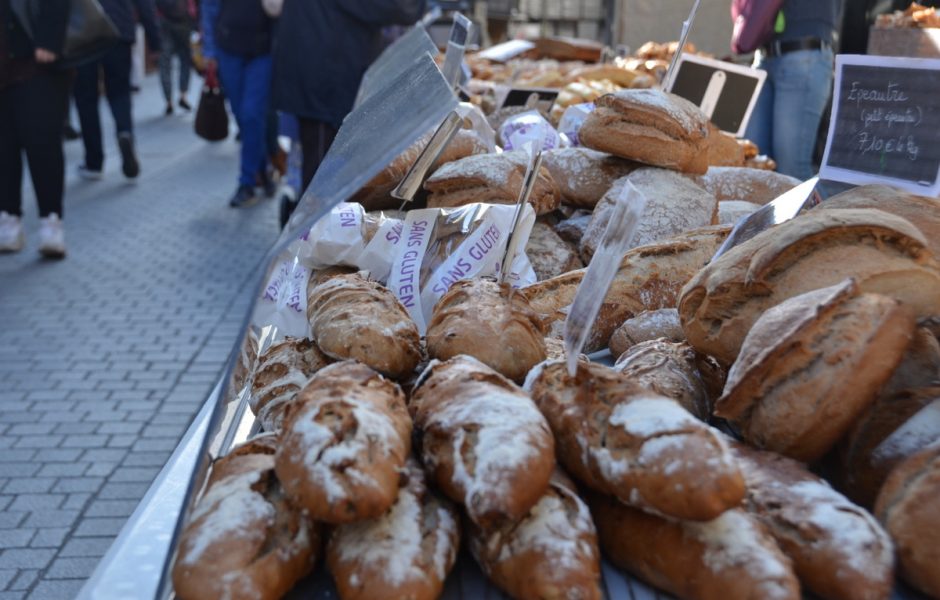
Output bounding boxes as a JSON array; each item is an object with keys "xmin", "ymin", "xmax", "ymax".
[
  {"xmin": 499, "ymin": 110, "xmax": 561, "ymax": 152},
  {"xmin": 253, "ymin": 256, "xmax": 312, "ymax": 340},
  {"xmin": 387, "ymin": 202, "xmax": 537, "ymax": 332},
  {"xmin": 557, "ymin": 102, "xmax": 595, "ymax": 147},
  {"xmin": 293, "ymin": 202, "xmax": 403, "ymax": 270},
  {"xmin": 457, "ymin": 101, "xmax": 497, "ymax": 152}
]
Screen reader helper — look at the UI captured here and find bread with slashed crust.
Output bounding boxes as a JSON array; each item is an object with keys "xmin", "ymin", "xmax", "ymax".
[{"xmin": 250, "ymin": 337, "xmax": 333, "ymax": 432}]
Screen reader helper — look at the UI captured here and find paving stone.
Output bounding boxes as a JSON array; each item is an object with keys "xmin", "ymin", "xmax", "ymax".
[
  {"xmin": 72, "ymin": 518, "xmax": 126, "ymax": 538},
  {"xmin": 0, "ymin": 513, "xmax": 27, "ymax": 529},
  {"xmin": 0, "ymin": 570, "xmax": 18, "ymax": 590},
  {"xmin": 26, "ymin": 579, "xmax": 85, "ymax": 599},
  {"xmin": 12, "ymin": 437, "xmax": 62, "ymax": 450},
  {"xmin": 44, "ymin": 557, "xmax": 100, "ymax": 580},
  {"xmin": 97, "ymin": 483, "xmax": 149, "ymax": 501},
  {"xmin": 0, "ymin": 450, "xmax": 37, "ymax": 464},
  {"xmin": 29, "ymin": 528, "xmax": 69, "ymax": 549},
  {"xmin": 83, "ymin": 500, "xmax": 137, "ymax": 518},
  {"xmin": 35, "ymin": 464, "xmax": 89, "ymax": 479},
  {"xmin": 57, "ymin": 537, "xmax": 112, "ymax": 559},
  {"xmin": 1, "ymin": 479, "xmax": 55, "ymax": 495},
  {"xmin": 0, "ymin": 549, "xmax": 56, "ymax": 570},
  {"xmin": 0, "ymin": 530, "xmax": 35, "ymax": 550},
  {"xmin": 51, "ymin": 423, "xmax": 98, "ymax": 435},
  {"xmin": 20, "ymin": 510, "xmax": 79, "ymax": 529},
  {"xmin": 8, "ymin": 569, "xmax": 38, "ymax": 591},
  {"xmin": 51, "ymin": 479, "xmax": 103, "ymax": 494}
]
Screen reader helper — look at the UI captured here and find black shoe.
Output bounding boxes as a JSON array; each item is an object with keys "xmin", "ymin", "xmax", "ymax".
[
  {"xmin": 165, "ymin": 103, "xmax": 174, "ymax": 116},
  {"xmin": 279, "ymin": 194, "xmax": 298, "ymax": 228},
  {"xmin": 260, "ymin": 169, "xmax": 278, "ymax": 198},
  {"xmin": 229, "ymin": 185, "xmax": 258, "ymax": 208},
  {"xmin": 63, "ymin": 124, "xmax": 81, "ymax": 140},
  {"xmin": 178, "ymin": 97, "xmax": 192, "ymax": 111},
  {"xmin": 118, "ymin": 133, "xmax": 140, "ymax": 179}
]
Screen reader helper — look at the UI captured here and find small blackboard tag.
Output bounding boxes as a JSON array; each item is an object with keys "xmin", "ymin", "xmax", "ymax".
[
  {"xmin": 821, "ymin": 55, "xmax": 940, "ymax": 197},
  {"xmin": 499, "ymin": 87, "xmax": 560, "ymax": 112}
]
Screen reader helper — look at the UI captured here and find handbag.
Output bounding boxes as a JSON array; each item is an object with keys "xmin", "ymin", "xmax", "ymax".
[
  {"xmin": 10, "ymin": 0, "xmax": 120, "ymax": 68},
  {"xmin": 195, "ymin": 67, "xmax": 230, "ymax": 142},
  {"xmin": 731, "ymin": 0, "xmax": 785, "ymax": 55}
]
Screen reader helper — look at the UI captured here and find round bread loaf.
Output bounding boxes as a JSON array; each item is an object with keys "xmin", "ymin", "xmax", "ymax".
[
  {"xmin": 718, "ymin": 200, "xmax": 761, "ymax": 225},
  {"xmin": 525, "ymin": 221, "xmax": 583, "ymax": 281},
  {"xmin": 704, "ymin": 124, "xmax": 746, "ymax": 167},
  {"xmin": 541, "ymin": 147, "xmax": 638, "ymax": 209},
  {"xmin": 695, "ymin": 166, "xmax": 800, "ymax": 205},
  {"xmin": 608, "ymin": 308, "xmax": 685, "ymax": 357}
]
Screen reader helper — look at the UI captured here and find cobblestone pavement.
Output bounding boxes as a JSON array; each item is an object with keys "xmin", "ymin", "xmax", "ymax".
[{"xmin": 0, "ymin": 73, "xmax": 281, "ymax": 599}]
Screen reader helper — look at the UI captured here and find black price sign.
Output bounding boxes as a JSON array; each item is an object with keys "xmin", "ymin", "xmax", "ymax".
[{"xmin": 821, "ymin": 55, "xmax": 940, "ymax": 197}]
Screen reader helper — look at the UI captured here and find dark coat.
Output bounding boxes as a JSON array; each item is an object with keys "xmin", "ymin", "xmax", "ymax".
[
  {"xmin": 272, "ymin": 0, "xmax": 426, "ymax": 130},
  {"xmin": 99, "ymin": 0, "xmax": 160, "ymax": 47},
  {"xmin": 1, "ymin": 0, "xmax": 69, "ymax": 57}
]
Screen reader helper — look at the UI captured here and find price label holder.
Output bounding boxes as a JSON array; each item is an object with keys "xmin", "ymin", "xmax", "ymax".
[
  {"xmin": 662, "ymin": 0, "xmax": 703, "ymax": 91},
  {"xmin": 563, "ymin": 182, "xmax": 648, "ymax": 376},
  {"xmin": 499, "ymin": 145, "xmax": 544, "ymax": 284},
  {"xmin": 354, "ymin": 24, "xmax": 440, "ymax": 108},
  {"xmin": 820, "ymin": 54, "xmax": 940, "ymax": 197},
  {"xmin": 667, "ymin": 53, "xmax": 766, "ymax": 137},
  {"xmin": 496, "ymin": 86, "xmax": 561, "ymax": 113},
  {"xmin": 442, "ymin": 13, "xmax": 473, "ymax": 89},
  {"xmin": 392, "ymin": 110, "xmax": 464, "ymax": 207}
]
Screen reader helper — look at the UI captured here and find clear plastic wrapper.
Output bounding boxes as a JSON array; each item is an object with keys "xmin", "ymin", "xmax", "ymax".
[
  {"xmin": 558, "ymin": 102, "xmax": 596, "ymax": 147},
  {"xmin": 499, "ymin": 110, "xmax": 562, "ymax": 152}
]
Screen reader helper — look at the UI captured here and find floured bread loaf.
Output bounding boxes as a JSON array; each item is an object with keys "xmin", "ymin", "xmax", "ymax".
[
  {"xmin": 705, "ymin": 124, "xmax": 746, "ymax": 167},
  {"xmin": 275, "ymin": 362, "xmax": 411, "ymax": 523},
  {"xmin": 614, "ymin": 339, "xmax": 711, "ymax": 421},
  {"xmin": 679, "ymin": 208, "xmax": 940, "ymax": 365},
  {"xmin": 695, "ymin": 166, "xmax": 800, "ymax": 204},
  {"xmin": 541, "ymin": 147, "xmax": 638, "ymax": 208},
  {"xmin": 525, "ymin": 360, "xmax": 744, "ymax": 521},
  {"xmin": 579, "ymin": 88, "xmax": 711, "ymax": 174},
  {"xmin": 173, "ymin": 435, "xmax": 320, "ymax": 600},
  {"xmin": 579, "ymin": 168, "xmax": 718, "ymax": 262},
  {"xmin": 716, "ymin": 280, "xmax": 915, "ymax": 462},
  {"xmin": 718, "ymin": 200, "xmax": 761, "ymax": 225},
  {"xmin": 732, "ymin": 442, "xmax": 894, "ymax": 600},
  {"xmin": 426, "ymin": 278, "xmax": 547, "ymax": 382},
  {"xmin": 468, "ymin": 469, "xmax": 602, "ymax": 600},
  {"xmin": 410, "ymin": 356, "xmax": 555, "ymax": 528},
  {"xmin": 326, "ymin": 458, "xmax": 460, "ymax": 600},
  {"xmin": 526, "ymin": 221, "xmax": 583, "ymax": 281},
  {"xmin": 424, "ymin": 151, "xmax": 560, "ymax": 215},
  {"xmin": 524, "ymin": 225, "xmax": 730, "ymax": 352},
  {"xmin": 875, "ymin": 444, "xmax": 940, "ymax": 598},
  {"xmin": 352, "ymin": 128, "xmax": 489, "ymax": 210},
  {"xmin": 608, "ymin": 308, "xmax": 685, "ymax": 357},
  {"xmin": 589, "ymin": 493, "xmax": 800, "ymax": 600},
  {"xmin": 251, "ymin": 337, "xmax": 332, "ymax": 432},
  {"xmin": 307, "ymin": 273, "xmax": 421, "ymax": 379}
]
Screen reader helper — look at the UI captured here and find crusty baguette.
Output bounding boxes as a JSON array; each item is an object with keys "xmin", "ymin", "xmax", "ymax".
[{"xmin": 525, "ymin": 360, "xmax": 744, "ymax": 521}]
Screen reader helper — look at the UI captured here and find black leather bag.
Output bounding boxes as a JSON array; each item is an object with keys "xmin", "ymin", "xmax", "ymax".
[
  {"xmin": 10, "ymin": 0, "xmax": 120, "ymax": 68},
  {"xmin": 195, "ymin": 70, "xmax": 229, "ymax": 142}
]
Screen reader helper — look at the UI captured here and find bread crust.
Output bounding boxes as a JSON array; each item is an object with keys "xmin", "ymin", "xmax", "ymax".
[
  {"xmin": 614, "ymin": 339, "xmax": 711, "ymax": 421},
  {"xmin": 608, "ymin": 308, "xmax": 685, "ymax": 357},
  {"xmin": 541, "ymin": 147, "xmax": 638, "ymax": 209},
  {"xmin": 250, "ymin": 337, "xmax": 333, "ymax": 432},
  {"xmin": 695, "ymin": 166, "xmax": 799, "ymax": 204},
  {"xmin": 525, "ymin": 221, "xmax": 584, "ymax": 281}
]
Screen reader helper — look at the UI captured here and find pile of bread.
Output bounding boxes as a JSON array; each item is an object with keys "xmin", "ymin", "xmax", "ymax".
[
  {"xmin": 171, "ymin": 84, "xmax": 940, "ymax": 600},
  {"xmin": 875, "ymin": 2, "xmax": 940, "ymax": 28}
]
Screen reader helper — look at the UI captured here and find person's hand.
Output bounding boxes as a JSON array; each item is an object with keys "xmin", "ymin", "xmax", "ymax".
[{"xmin": 35, "ymin": 48, "xmax": 57, "ymax": 63}]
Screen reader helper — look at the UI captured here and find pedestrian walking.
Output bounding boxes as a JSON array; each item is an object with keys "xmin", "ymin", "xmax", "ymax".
[
  {"xmin": 0, "ymin": 0, "xmax": 71, "ymax": 258},
  {"xmin": 201, "ymin": 0, "xmax": 276, "ymax": 208},
  {"xmin": 74, "ymin": 0, "xmax": 161, "ymax": 181},
  {"xmin": 157, "ymin": 0, "xmax": 196, "ymax": 115}
]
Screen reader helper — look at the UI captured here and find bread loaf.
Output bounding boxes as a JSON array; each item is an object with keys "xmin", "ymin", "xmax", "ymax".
[
  {"xmin": 608, "ymin": 308, "xmax": 685, "ymax": 357},
  {"xmin": 229, "ymin": 328, "xmax": 258, "ymax": 402},
  {"xmin": 589, "ymin": 493, "xmax": 800, "ymax": 600},
  {"xmin": 173, "ymin": 435, "xmax": 320, "ymax": 600},
  {"xmin": 326, "ymin": 458, "xmax": 460, "ymax": 600},
  {"xmin": 679, "ymin": 208, "xmax": 940, "ymax": 365},
  {"xmin": 525, "ymin": 221, "xmax": 584, "ymax": 281},
  {"xmin": 579, "ymin": 168, "xmax": 718, "ymax": 262},
  {"xmin": 524, "ymin": 225, "xmax": 730, "ymax": 352},
  {"xmin": 731, "ymin": 442, "xmax": 894, "ymax": 600},
  {"xmin": 717, "ymin": 200, "xmax": 761, "ymax": 225},
  {"xmin": 468, "ymin": 469, "xmax": 602, "ymax": 600},
  {"xmin": 275, "ymin": 361, "xmax": 411, "ymax": 523},
  {"xmin": 695, "ymin": 166, "xmax": 800, "ymax": 204},
  {"xmin": 525, "ymin": 360, "xmax": 744, "ymax": 521},
  {"xmin": 424, "ymin": 151, "xmax": 560, "ymax": 216},
  {"xmin": 541, "ymin": 147, "xmax": 638, "ymax": 209},
  {"xmin": 307, "ymin": 273, "xmax": 421, "ymax": 379},
  {"xmin": 426, "ymin": 278, "xmax": 547, "ymax": 383},
  {"xmin": 579, "ymin": 89, "xmax": 711, "ymax": 174},
  {"xmin": 705, "ymin": 125, "xmax": 746, "ymax": 167},
  {"xmin": 613, "ymin": 339, "xmax": 711, "ymax": 421},
  {"xmin": 874, "ymin": 444, "xmax": 940, "ymax": 598},
  {"xmin": 410, "ymin": 356, "xmax": 555, "ymax": 528},
  {"xmin": 717, "ymin": 280, "xmax": 915, "ymax": 462},
  {"xmin": 552, "ymin": 210, "xmax": 592, "ymax": 246},
  {"xmin": 251, "ymin": 337, "xmax": 332, "ymax": 432}
]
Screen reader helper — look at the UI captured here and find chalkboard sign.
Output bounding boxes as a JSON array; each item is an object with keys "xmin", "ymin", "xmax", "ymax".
[
  {"xmin": 668, "ymin": 53, "xmax": 766, "ymax": 137},
  {"xmin": 498, "ymin": 87, "xmax": 560, "ymax": 112},
  {"xmin": 820, "ymin": 54, "xmax": 940, "ymax": 197}
]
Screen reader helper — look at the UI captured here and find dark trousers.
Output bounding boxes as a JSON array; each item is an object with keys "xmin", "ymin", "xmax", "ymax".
[
  {"xmin": 0, "ymin": 70, "xmax": 69, "ymax": 218},
  {"xmin": 298, "ymin": 118, "xmax": 337, "ymax": 192},
  {"xmin": 74, "ymin": 42, "xmax": 134, "ymax": 170},
  {"xmin": 159, "ymin": 18, "xmax": 192, "ymax": 103}
]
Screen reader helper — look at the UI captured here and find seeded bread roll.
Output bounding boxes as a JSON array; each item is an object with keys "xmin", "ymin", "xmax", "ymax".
[
  {"xmin": 326, "ymin": 458, "xmax": 460, "ymax": 600},
  {"xmin": 694, "ymin": 167, "xmax": 800, "ymax": 205},
  {"xmin": 589, "ymin": 493, "xmax": 800, "ymax": 600},
  {"xmin": 614, "ymin": 339, "xmax": 711, "ymax": 421},
  {"xmin": 173, "ymin": 435, "xmax": 320, "ymax": 600},
  {"xmin": 424, "ymin": 151, "xmax": 560, "ymax": 216},
  {"xmin": 524, "ymin": 225, "xmax": 730, "ymax": 352},
  {"xmin": 731, "ymin": 442, "xmax": 894, "ymax": 600},
  {"xmin": 524, "ymin": 360, "xmax": 744, "ymax": 521},
  {"xmin": 526, "ymin": 221, "xmax": 584, "ymax": 281},
  {"xmin": 250, "ymin": 337, "xmax": 333, "ymax": 432},
  {"xmin": 679, "ymin": 208, "xmax": 940, "ymax": 365},
  {"xmin": 468, "ymin": 469, "xmax": 602, "ymax": 600},
  {"xmin": 426, "ymin": 278, "xmax": 547, "ymax": 383},
  {"xmin": 716, "ymin": 280, "xmax": 916, "ymax": 462},
  {"xmin": 275, "ymin": 362, "xmax": 411, "ymax": 524},
  {"xmin": 874, "ymin": 444, "xmax": 940, "ymax": 598},
  {"xmin": 608, "ymin": 308, "xmax": 685, "ymax": 357},
  {"xmin": 410, "ymin": 356, "xmax": 555, "ymax": 528},
  {"xmin": 579, "ymin": 88, "xmax": 711, "ymax": 174},
  {"xmin": 579, "ymin": 168, "xmax": 718, "ymax": 263},
  {"xmin": 541, "ymin": 147, "xmax": 638, "ymax": 209},
  {"xmin": 307, "ymin": 273, "xmax": 421, "ymax": 379}
]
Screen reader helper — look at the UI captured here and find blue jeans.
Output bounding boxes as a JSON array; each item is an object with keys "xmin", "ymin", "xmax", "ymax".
[
  {"xmin": 744, "ymin": 47, "xmax": 834, "ymax": 181},
  {"xmin": 74, "ymin": 43, "xmax": 134, "ymax": 171},
  {"xmin": 216, "ymin": 50, "xmax": 272, "ymax": 187}
]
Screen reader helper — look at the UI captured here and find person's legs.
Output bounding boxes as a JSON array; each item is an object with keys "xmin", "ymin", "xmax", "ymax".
[
  {"xmin": 0, "ymin": 85, "xmax": 24, "ymax": 225},
  {"xmin": 159, "ymin": 19, "xmax": 175, "ymax": 108},
  {"xmin": 101, "ymin": 42, "xmax": 140, "ymax": 178},
  {"xmin": 18, "ymin": 71, "xmax": 68, "ymax": 219},
  {"xmin": 298, "ymin": 118, "xmax": 337, "ymax": 192},
  {"xmin": 74, "ymin": 60, "xmax": 104, "ymax": 171},
  {"xmin": 768, "ymin": 48, "xmax": 834, "ymax": 180},
  {"xmin": 743, "ymin": 53, "xmax": 773, "ymax": 156},
  {"xmin": 234, "ymin": 53, "xmax": 272, "ymax": 189},
  {"xmin": 173, "ymin": 22, "xmax": 192, "ymax": 104}
]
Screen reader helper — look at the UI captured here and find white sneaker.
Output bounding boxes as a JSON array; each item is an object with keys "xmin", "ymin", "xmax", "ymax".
[
  {"xmin": 38, "ymin": 213, "xmax": 66, "ymax": 258},
  {"xmin": 0, "ymin": 212, "xmax": 24, "ymax": 253}
]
